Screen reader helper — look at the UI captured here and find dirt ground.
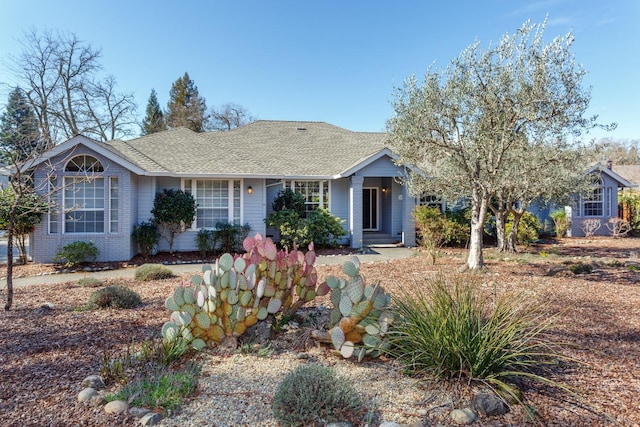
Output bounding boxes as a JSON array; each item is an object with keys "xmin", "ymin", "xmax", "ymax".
[{"xmin": 0, "ymin": 237, "xmax": 639, "ymax": 426}]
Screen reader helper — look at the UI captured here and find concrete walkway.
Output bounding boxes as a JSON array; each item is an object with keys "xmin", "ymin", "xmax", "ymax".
[{"xmin": 1, "ymin": 247, "xmax": 418, "ymax": 289}]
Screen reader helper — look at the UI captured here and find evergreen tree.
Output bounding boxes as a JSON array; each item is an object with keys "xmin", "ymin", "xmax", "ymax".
[
  {"xmin": 0, "ymin": 87, "xmax": 42, "ymax": 162},
  {"xmin": 166, "ymin": 72, "xmax": 208, "ymax": 132},
  {"xmin": 141, "ymin": 89, "xmax": 167, "ymax": 135}
]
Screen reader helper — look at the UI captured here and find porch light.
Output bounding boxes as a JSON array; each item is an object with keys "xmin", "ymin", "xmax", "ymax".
[
  {"xmin": 381, "ymin": 186, "xmax": 387, "ymax": 193},
  {"xmin": 247, "ymin": 186, "xmax": 253, "ymax": 194}
]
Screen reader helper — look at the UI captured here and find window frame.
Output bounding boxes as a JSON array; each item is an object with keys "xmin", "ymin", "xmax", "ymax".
[
  {"xmin": 582, "ymin": 178, "xmax": 604, "ymax": 217},
  {"xmin": 183, "ymin": 179, "xmax": 242, "ymax": 229},
  {"xmin": 285, "ymin": 180, "xmax": 330, "ymax": 214}
]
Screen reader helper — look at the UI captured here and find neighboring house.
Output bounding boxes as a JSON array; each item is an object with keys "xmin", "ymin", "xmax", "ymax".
[
  {"xmin": 566, "ymin": 164, "xmax": 635, "ymax": 237},
  {"xmin": 28, "ymin": 121, "xmax": 416, "ymax": 263},
  {"xmin": 612, "ymin": 164, "xmax": 640, "ymax": 193}
]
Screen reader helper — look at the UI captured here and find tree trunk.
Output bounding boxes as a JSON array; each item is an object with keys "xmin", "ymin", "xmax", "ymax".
[
  {"xmin": 467, "ymin": 190, "xmax": 490, "ymax": 270},
  {"xmin": 4, "ymin": 218, "xmax": 15, "ymax": 311},
  {"xmin": 495, "ymin": 210, "xmax": 506, "ymax": 251},
  {"xmin": 505, "ymin": 210, "xmax": 524, "ymax": 253}
]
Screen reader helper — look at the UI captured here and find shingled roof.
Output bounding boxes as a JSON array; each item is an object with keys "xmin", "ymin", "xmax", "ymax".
[{"xmin": 102, "ymin": 121, "xmax": 388, "ymax": 178}]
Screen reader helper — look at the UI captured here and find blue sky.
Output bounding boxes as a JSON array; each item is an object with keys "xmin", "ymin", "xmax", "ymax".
[{"xmin": 0, "ymin": 0, "xmax": 638, "ymax": 141}]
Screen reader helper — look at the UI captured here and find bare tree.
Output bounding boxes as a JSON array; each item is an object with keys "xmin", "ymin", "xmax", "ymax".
[
  {"xmin": 8, "ymin": 29, "xmax": 137, "ymax": 144},
  {"xmin": 208, "ymin": 103, "xmax": 255, "ymax": 131}
]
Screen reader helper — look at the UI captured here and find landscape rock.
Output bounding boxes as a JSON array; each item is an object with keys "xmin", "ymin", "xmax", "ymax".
[
  {"xmin": 104, "ymin": 400, "xmax": 129, "ymax": 414},
  {"xmin": 326, "ymin": 423, "xmax": 352, "ymax": 427},
  {"xmin": 450, "ymin": 408, "xmax": 477, "ymax": 425},
  {"xmin": 140, "ymin": 412, "xmax": 163, "ymax": 426},
  {"xmin": 129, "ymin": 406, "xmax": 151, "ymax": 418},
  {"xmin": 379, "ymin": 422, "xmax": 402, "ymax": 427},
  {"xmin": 81, "ymin": 374, "xmax": 106, "ymax": 390},
  {"xmin": 77, "ymin": 387, "xmax": 98, "ymax": 402},
  {"xmin": 473, "ymin": 392, "xmax": 509, "ymax": 416},
  {"xmin": 90, "ymin": 395, "xmax": 106, "ymax": 407}
]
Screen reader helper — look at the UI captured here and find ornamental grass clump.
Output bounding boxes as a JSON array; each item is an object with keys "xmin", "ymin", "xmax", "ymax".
[
  {"xmin": 135, "ymin": 263, "xmax": 174, "ymax": 281},
  {"xmin": 386, "ymin": 275, "xmax": 568, "ymax": 402},
  {"xmin": 88, "ymin": 285, "xmax": 142, "ymax": 309},
  {"xmin": 272, "ymin": 364, "xmax": 362, "ymax": 427}
]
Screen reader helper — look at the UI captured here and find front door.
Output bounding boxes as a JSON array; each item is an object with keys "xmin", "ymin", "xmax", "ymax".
[{"xmin": 362, "ymin": 188, "xmax": 379, "ymax": 231}]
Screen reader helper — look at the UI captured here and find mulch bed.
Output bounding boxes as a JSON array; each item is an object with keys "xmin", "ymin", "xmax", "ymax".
[{"xmin": 0, "ymin": 237, "xmax": 639, "ymax": 426}]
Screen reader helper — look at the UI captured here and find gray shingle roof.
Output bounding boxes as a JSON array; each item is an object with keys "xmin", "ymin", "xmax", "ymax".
[{"xmin": 102, "ymin": 121, "xmax": 387, "ymax": 177}]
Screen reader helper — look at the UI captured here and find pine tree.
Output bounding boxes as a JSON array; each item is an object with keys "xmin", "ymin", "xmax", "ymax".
[
  {"xmin": 141, "ymin": 89, "xmax": 167, "ymax": 135},
  {"xmin": 0, "ymin": 87, "xmax": 42, "ymax": 163},
  {"xmin": 165, "ymin": 72, "xmax": 208, "ymax": 132}
]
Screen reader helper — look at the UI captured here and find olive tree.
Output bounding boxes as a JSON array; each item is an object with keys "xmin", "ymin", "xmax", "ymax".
[{"xmin": 387, "ymin": 20, "xmax": 605, "ymax": 269}]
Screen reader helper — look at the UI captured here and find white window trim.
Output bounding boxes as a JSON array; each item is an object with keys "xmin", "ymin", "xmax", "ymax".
[
  {"xmin": 285, "ymin": 180, "xmax": 331, "ymax": 211},
  {"xmin": 109, "ymin": 176, "xmax": 119, "ymax": 234},
  {"xmin": 63, "ymin": 176, "xmax": 106, "ymax": 234},
  {"xmin": 182, "ymin": 178, "xmax": 243, "ymax": 230}
]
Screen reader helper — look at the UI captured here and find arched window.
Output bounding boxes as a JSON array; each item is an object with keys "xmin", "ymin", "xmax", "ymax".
[
  {"xmin": 63, "ymin": 155, "xmax": 105, "ymax": 233},
  {"xmin": 65, "ymin": 155, "xmax": 104, "ymax": 173}
]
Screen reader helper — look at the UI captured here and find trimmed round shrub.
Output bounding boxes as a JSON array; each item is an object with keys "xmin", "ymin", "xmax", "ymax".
[
  {"xmin": 88, "ymin": 286, "xmax": 142, "ymax": 309},
  {"xmin": 78, "ymin": 277, "xmax": 103, "ymax": 288},
  {"xmin": 272, "ymin": 364, "xmax": 362, "ymax": 426},
  {"xmin": 135, "ymin": 264, "xmax": 174, "ymax": 281}
]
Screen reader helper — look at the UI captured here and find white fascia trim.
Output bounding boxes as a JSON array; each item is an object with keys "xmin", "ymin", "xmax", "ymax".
[{"xmin": 335, "ymin": 148, "xmax": 398, "ymax": 178}]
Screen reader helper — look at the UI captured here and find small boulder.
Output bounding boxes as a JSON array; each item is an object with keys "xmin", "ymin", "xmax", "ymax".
[
  {"xmin": 77, "ymin": 387, "xmax": 98, "ymax": 402},
  {"xmin": 450, "ymin": 408, "xmax": 477, "ymax": 425},
  {"xmin": 104, "ymin": 400, "xmax": 129, "ymax": 414},
  {"xmin": 473, "ymin": 392, "xmax": 509, "ymax": 416},
  {"xmin": 81, "ymin": 374, "xmax": 106, "ymax": 390},
  {"xmin": 140, "ymin": 412, "xmax": 163, "ymax": 426},
  {"xmin": 379, "ymin": 422, "xmax": 402, "ymax": 427},
  {"xmin": 326, "ymin": 423, "xmax": 352, "ymax": 427},
  {"xmin": 129, "ymin": 407, "xmax": 151, "ymax": 418}
]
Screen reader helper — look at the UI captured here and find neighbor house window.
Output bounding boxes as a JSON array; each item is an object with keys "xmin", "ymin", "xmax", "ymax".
[
  {"xmin": 582, "ymin": 178, "xmax": 603, "ymax": 217},
  {"xmin": 286, "ymin": 180, "xmax": 329, "ymax": 214},
  {"xmin": 63, "ymin": 155, "xmax": 105, "ymax": 233},
  {"xmin": 184, "ymin": 179, "xmax": 241, "ymax": 228}
]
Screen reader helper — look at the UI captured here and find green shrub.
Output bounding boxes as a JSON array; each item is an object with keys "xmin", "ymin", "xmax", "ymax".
[
  {"xmin": 135, "ymin": 264, "xmax": 174, "ymax": 281},
  {"xmin": 550, "ymin": 210, "xmax": 569, "ymax": 238},
  {"xmin": 304, "ymin": 208, "xmax": 346, "ymax": 248},
  {"xmin": 106, "ymin": 362, "xmax": 199, "ymax": 415},
  {"xmin": 53, "ymin": 241, "xmax": 99, "ymax": 268},
  {"xmin": 568, "ymin": 262, "xmax": 592, "ymax": 274},
  {"xmin": 265, "ymin": 209, "xmax": 305, "ymax": 249},
  {"xmin": 272, "ymin": 364, "xmax": 362, "ymax": 426},
  {"xmin": 213, "ymin": 221, "xmax": 251, "ymax": 253},
  {"xmin": 619, "ymin": 192, "xmax": 640, "ymax": 235},
  {"xmin": 196, "ymin": 229, "xmax": 215, "ymax": 257},
  {"xmin": 88, "ymin": 285, "xmax": 142, "ymax": 309},
  {"xmin": 78, "ymin": 277, "xmax": 103, "ymax": 287},
  {"xmin": 132, "ymin": 221, "xmax": 160, "ymax": 258},
  {"xmin": 151, "ymin": 189, "xmax": 196, "ymax": 254},
  {"xmin": 271, "ymin": 189, "xmax": 306, "ymax": 216},
  {"xmin": 386, "ymin": 275, "xmax": 566, "ymax": 402},
  {"xmin": 507, "ymin": 211, "xmax": 541, "ymax": 245},
  {"xmin": 414, "ymin": 206, "xmax": 470, "ymax": 262}
]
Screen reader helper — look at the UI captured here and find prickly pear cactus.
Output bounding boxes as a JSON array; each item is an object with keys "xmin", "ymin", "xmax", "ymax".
[
  {"xmin": 325, "ymin": 256, "xmax": 393, "ymax": 361},
  {"xmin": 162, "ymin": 233, "xmax": 327, "ymax": 350}
]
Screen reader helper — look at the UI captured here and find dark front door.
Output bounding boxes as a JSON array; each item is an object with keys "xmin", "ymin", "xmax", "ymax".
[{"xmin": 362, "ymin": 188, "xmax": 378, "ymax": 231}]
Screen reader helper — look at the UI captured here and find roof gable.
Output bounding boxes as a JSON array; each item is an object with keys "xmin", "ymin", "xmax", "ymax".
[
  {"xmin": 589, "ymin": 164, "xmax": 636, "ymax": 188},
  {"xmin": 26, "ymin": 135, "xmax": 147, "ymax": 175}
]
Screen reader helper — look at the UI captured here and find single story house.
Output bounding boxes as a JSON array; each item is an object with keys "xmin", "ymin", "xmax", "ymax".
[
  {"xmin": 565, "ymin": 164, "xmax": 635, "ymax": 237},
  {"xmin": 29, "ymin": 121, "xmax": 416, "ymax": 263}
]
